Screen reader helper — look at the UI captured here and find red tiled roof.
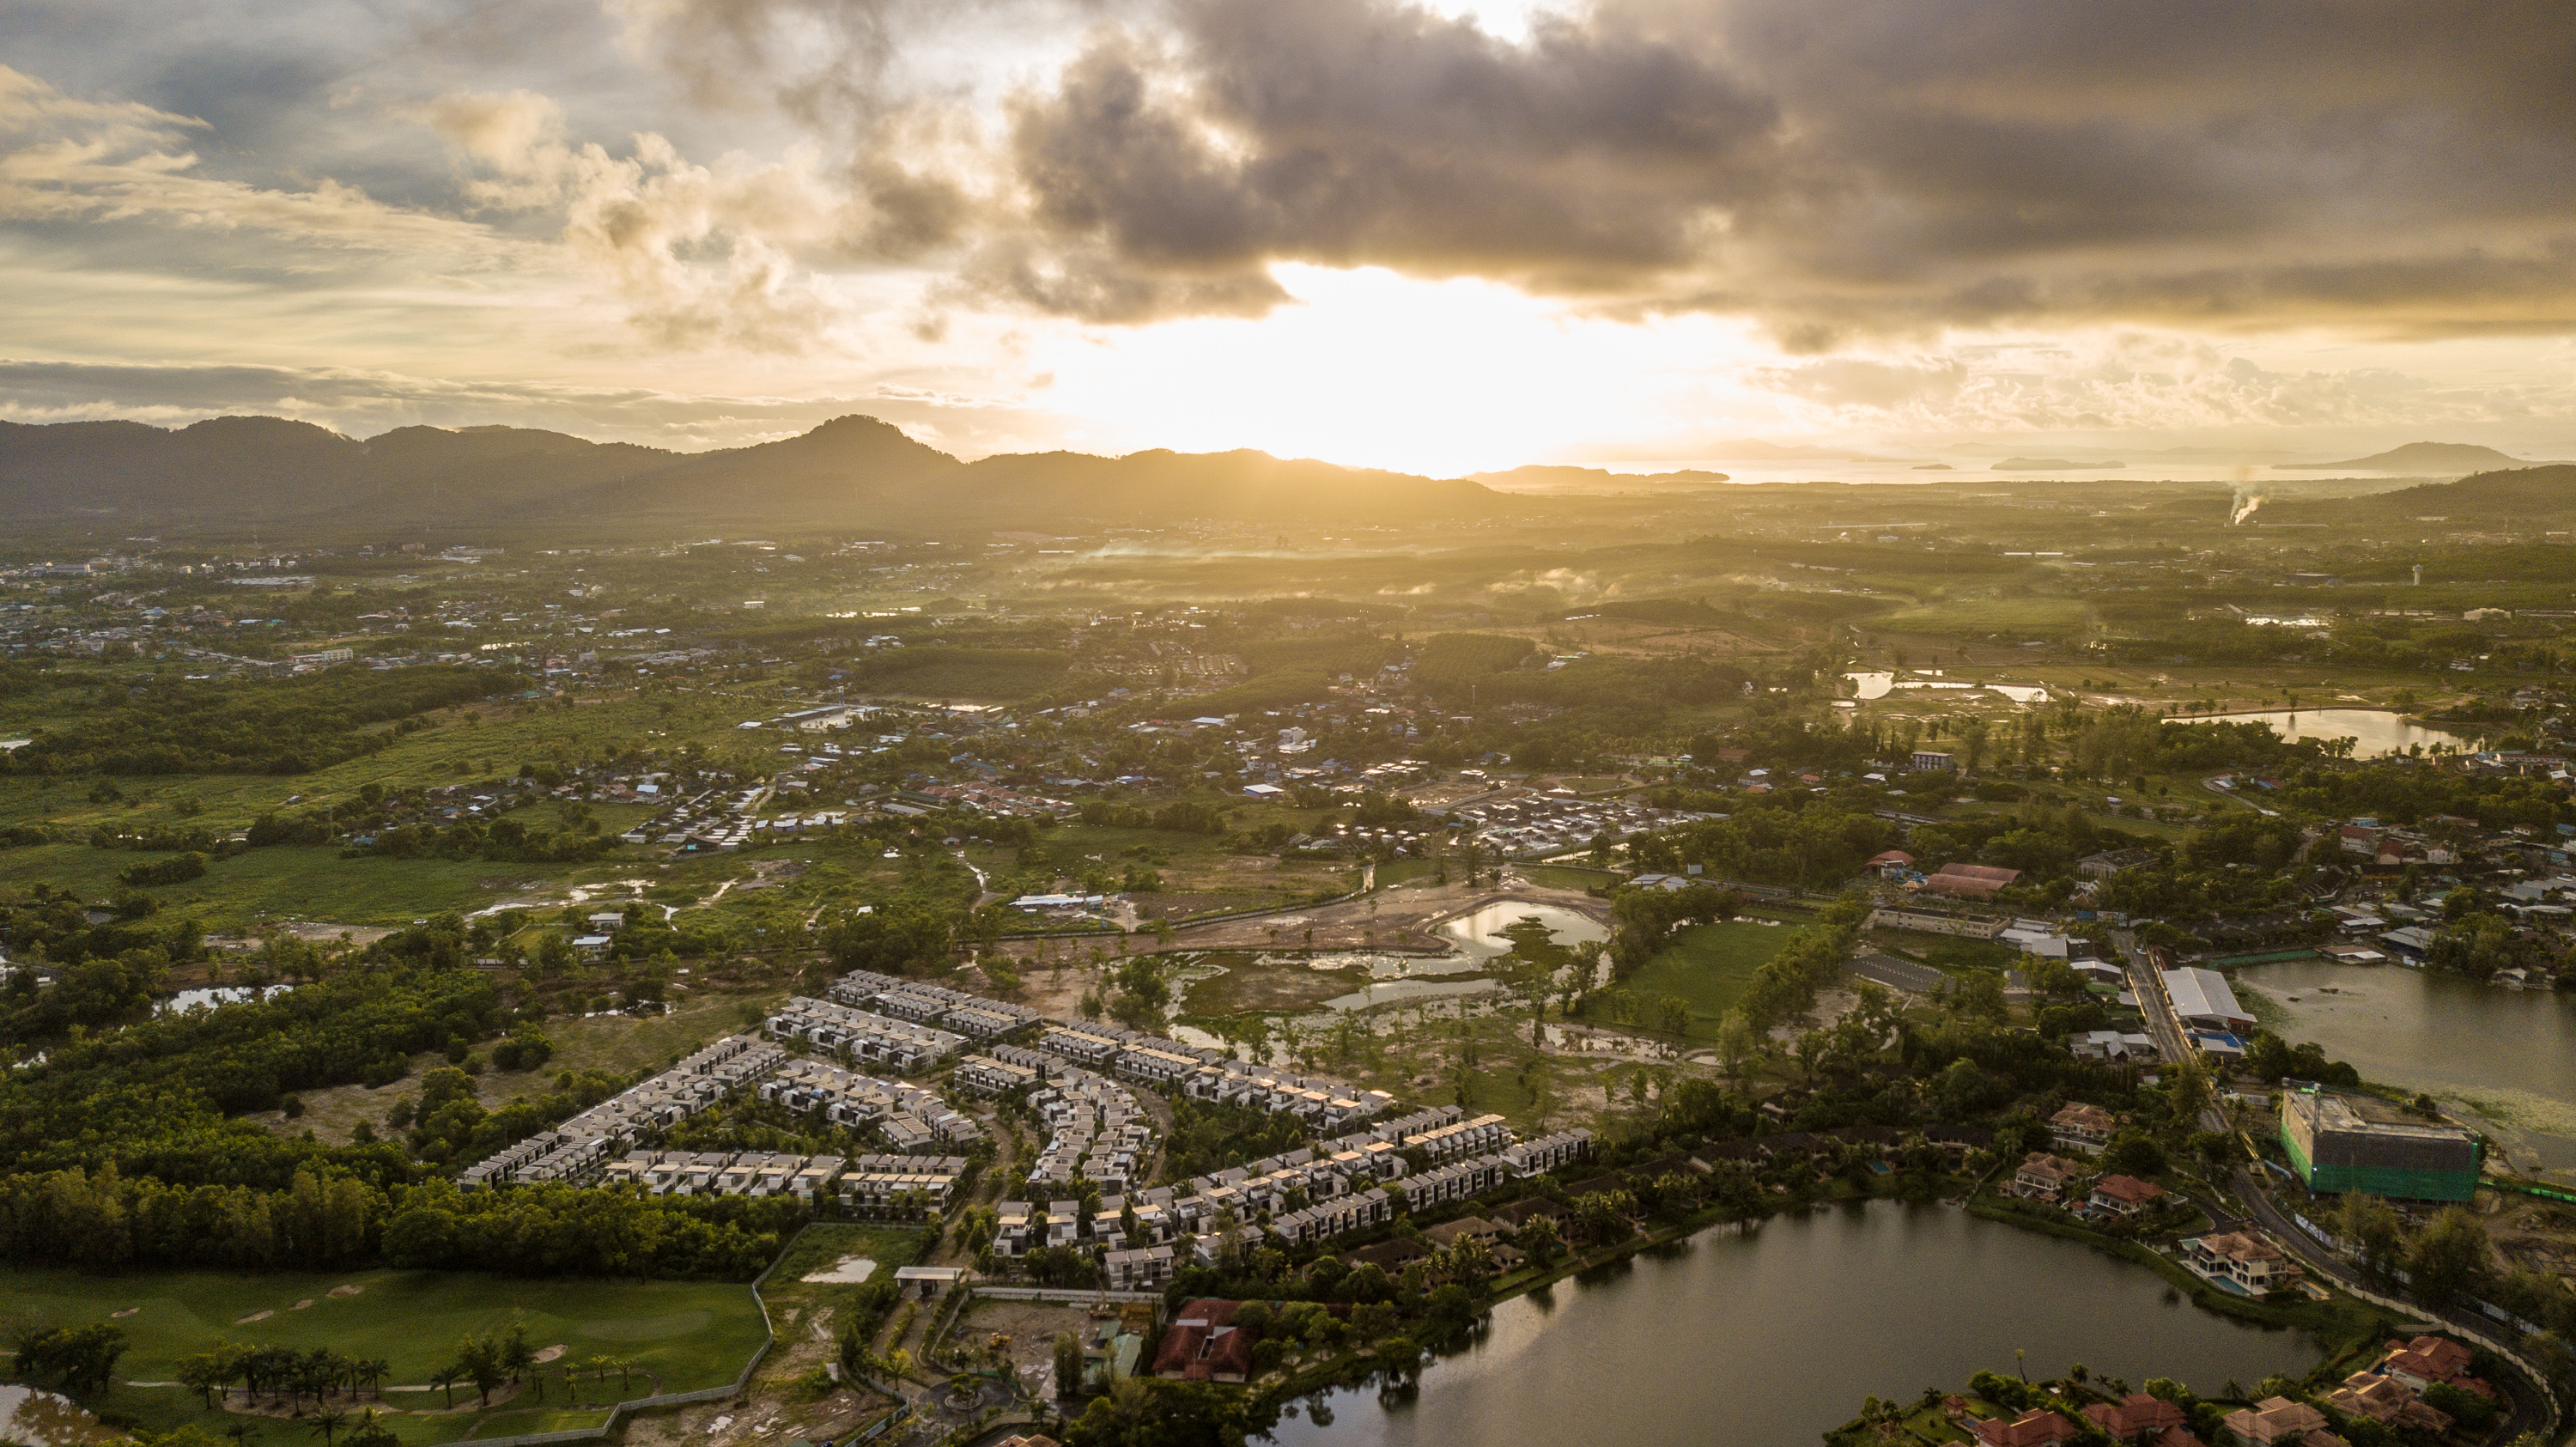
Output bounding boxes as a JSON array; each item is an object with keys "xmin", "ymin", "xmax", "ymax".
[
  {"xmin": 2083, "ymin": 1393, "xmax": 2185, "ymax": 1438},
  {"xmin": 1971, "ymin": 1409, "xmax": 2079, "ymax": 1446}
]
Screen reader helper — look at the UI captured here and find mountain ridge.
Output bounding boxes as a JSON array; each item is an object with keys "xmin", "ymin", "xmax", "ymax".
[
  {"xmin": 2279, "ymin": 441, "xmax": 2546, "ymax": 472},
  {"xmin": 0, "ymin": 413, "xmax": 1511, "ymax": 535}
]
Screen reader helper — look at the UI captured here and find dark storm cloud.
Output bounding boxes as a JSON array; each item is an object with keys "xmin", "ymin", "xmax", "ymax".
[
  {"xmin": 8, "ymin": 0, "xmax": 2573, "ymax": 347},
  {"xmin": 985, "ymin": 0, "xmax": 2576, "ymax": 336}
]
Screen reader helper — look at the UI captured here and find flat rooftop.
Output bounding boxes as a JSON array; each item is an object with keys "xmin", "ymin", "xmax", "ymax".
[{"xmin": 2293, "ymin": 1089, "xmax": 2472, "ymax": 1142}]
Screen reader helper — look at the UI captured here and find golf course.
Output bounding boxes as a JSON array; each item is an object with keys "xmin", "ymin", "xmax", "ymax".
[{"xmin": 0, "ymin": 1268, "xmax": 770, "ymax": 1444}]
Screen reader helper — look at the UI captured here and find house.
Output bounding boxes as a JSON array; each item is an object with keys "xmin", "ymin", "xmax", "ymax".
[
  {"xmin": 2379, "ymin": 1335, "xmax": 2487, "ymax": 1395},
  {"xmin": 2183, "ymin": 1232, "xmax": 2295, "ymax": 1295},
  {"xmin": 1968, "ymin": 1408, "xmax": 2079, "ymax": 1446},
  {"xmin": 1421, "ymin": 1217, "xmax": 1501, "ymax": 1249},
  {"xmin": 2013, "ymin": 1152, "xmax": 2085, "ymax": 1201},
  {"xmin": 2050, "ymin": 1103, "xmax": 2117, "ymax": 1154},
  {"xmin": 1151, "ymin": 1299, "xmax": 1259, "ymax": 1383},
  {"xmin": 2324, "ymin": 1371, "xmax": 2452, "ymax": 1435},
  {"xmin": 1920, "ymin": 863, "xmax": 2022, "ymax": 900},
  {"xmin": 2220, "ymin": 1396, "xmax": 2328, "ymax": 1446},
  {"xmin": 2077, "ymin": 848, "xmax": 2158, "ymax": 877},
  {"xmin": 1864, "ymin": 849, "xmax": 1917, "ymax": 879},
  {"xmin": 1913, "ymin": 750, "xmax": 1956, "ymax": 773},
  {"xmin": 2088, "ymin": 1175, "xmax": 2166, "ymax": 1216},
  {"xmin": 2081, "ymin": 1394, "xmax": 2189, "ymax": 1444}
]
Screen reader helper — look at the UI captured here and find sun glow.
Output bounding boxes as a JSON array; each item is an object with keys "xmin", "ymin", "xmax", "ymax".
[{"xmin": 1032, "ymin": 265, "xmax": 1780, "ymax": 477}]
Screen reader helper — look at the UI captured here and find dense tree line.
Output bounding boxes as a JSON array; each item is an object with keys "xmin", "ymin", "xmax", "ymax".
[
  {"xmin": 0, "ymin": 665, "xmax": 518, "ymax": 775},
  {"xmin": 343, "ymin": 815, "xmax": 617, "ymax": 865},
  {"xmin": 0, "ymin": 1164, "xmax": 792, "ymax": 1279}
]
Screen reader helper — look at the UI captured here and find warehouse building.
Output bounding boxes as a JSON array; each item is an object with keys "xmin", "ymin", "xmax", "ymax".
[{"xmin": 2281, "ymin": 1085, "xmax": 2481, "ymax": 1202}]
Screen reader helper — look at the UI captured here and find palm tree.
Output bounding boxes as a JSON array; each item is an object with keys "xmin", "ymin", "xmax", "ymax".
[
  {"xmin": 307, "ymin": 1407, "xmax": 349, "ymax": 1447},
  {"xmin": 359, "ymin": 1359, "xmax": 391, "ymax": 1400},
  {"xmin": 222, "ymin": 1423, "xmax": 257, "ymax": 1447},
  {"xmin": 431, "ymin": 1366, "xmax": 459, "ymax": 1411}
]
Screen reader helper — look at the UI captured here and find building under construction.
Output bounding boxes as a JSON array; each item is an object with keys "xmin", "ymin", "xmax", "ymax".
[{"xmin": 2280, "ymin": 1085, "xmax": 2481, "ymax": 1202}]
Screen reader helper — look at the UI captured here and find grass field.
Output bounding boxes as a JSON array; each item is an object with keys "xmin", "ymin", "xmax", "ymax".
[
  {"xmin": 1876, "ymin": 598, "xmax": 2093, "ymax": 640},
  {"xmin": 1586, "ymin": 920, "xmax": 1795, "ymax": 1037},
  {"xmin": 0, "ymin": 1267, "xmax": 768, "ymax": 1444}
]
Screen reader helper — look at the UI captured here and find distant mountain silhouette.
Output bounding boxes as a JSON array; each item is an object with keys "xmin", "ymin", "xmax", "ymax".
[
  {"xmin": 1992, "ymin": 457, "xmax": 2123, "ymax": 471},
  {"xmin": 0, "ymin": 414, "xmax": 1510, "ymax": 535},
  {"xmin": 1470, "ymin": 465, "xmax": 1732, "ymax": 489},
  {"xmin": 2278, "ymin": 441, "xmax": 2543, "ymax": 471}
]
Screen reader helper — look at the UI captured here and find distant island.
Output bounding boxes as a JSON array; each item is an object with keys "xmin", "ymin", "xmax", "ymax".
[
  {"xmin": 2280, "ymin": 441, "xmax": 2543, "ymax": 472},
  {"xmin": 1911, "ymin": 463, "xmax": 1953, "ymax": 471},
  {"xmin": 1993, "ymin": 457, "xmax": 2125, "ymax": 471}
]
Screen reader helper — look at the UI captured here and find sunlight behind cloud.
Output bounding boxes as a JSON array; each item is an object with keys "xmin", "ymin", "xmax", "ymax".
[{"xmin": 1031, "ymin": 264, "xmax": 1777, "ymax": 476}]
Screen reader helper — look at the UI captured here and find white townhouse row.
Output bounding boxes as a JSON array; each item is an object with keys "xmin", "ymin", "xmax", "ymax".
[
  {"xmin": 1402, "ymin": 1112, "xmax": 1513, "ymax": 1162},
  {"xmin": 1027, "ymin": 1066, "xmax": 1155, "ymax": 1194},
  {"xmin": 602, "ymin": 1149, "xmax": 845, "ymax": 1200},
  {"xmin": 757, "ymin": 1056, "xmax": 986, "ymax": 1149},
  {"xmin": 765, "ymin": 995, "xmax": 967, "ymax": 1073},
  {"xmin": 831, "ymin": 969, "xmax": 1046, "ymax": 1038},
  {"xmin": 838, "ymin": 1152, "xmax": 974, "ymax": 1217},
  {"xmin": 459, "ymin": 1035, "xmax": 786, "ymax": 1188}
]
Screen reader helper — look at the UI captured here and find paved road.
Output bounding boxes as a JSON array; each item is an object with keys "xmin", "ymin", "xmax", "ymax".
[{"xmin": 2118, "ymin": 929, "xmax": 2557, "ymax": 1441}]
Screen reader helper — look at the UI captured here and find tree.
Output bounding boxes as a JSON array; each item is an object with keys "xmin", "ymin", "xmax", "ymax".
[
  {"xmin": 307, "ymin": 1407, "xmax": 349, "ymax": 1447},
  {"xmin": 454, "ymin": 1334, "xmax": 506, "ymax": 1406},
  {"xmin": 1053, "ymin": 1331, "xmax": 1084, "ymax": 1400},
  {"xmin": 2405, "ymin": 1207, "xmax": 2491, "ymax": 1309},
  {"xmin": 15, "ymin": 1322, "xmax": 127, "ymax": 1395},
  {"xmin": 2336, "ymin": 1193, "xmax": 2407, "ymax": 1291},
  {"xmin": 2100, "ymin": 1133, "xmax": 2166, "ymax": 1178}
]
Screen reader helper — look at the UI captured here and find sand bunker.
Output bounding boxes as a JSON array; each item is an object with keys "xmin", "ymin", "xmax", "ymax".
[
  {"xmin": 328, "ymin": 1285, "xmax": 364, "ymax": 1298},
  {"xmin": 110, "ymin": 1309, "xmax": 139, "ymax": 1319},
  {"xmin": 289, "ymin": 1299, "xmax": 315, "ymax": 1310},
  {"xmin": 235, "ymin": 1310, "xmax": 273, "ymax": 1323},
  {"xmin": 532, "ymin": 1345, "xmax": 568, "ymax": 1364}
]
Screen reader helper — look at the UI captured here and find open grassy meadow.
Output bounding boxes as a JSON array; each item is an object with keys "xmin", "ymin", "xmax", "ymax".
[
  {"xmin": 0, "ymin": 1267, "xmax": 768, "ymax": 1444},
  {"xmin": 1588, "ymin": 920, "xmax": 1797, "ymax": 1038}
]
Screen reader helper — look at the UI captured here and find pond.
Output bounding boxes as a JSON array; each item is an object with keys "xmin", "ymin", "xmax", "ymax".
[
  {"xmin": 1320, "ymin": 978, "xmax": 1503, "ymax": 1012},
  {"xmin": 2241, "ymin": 958, "xmax": 2576, "ymax": 1174},
  {"xmin": 153, "ymin": 983, "xmax": 295, "ymax": 1016},
  {"xmin": 1265, "ymin": 1201, "xmax": 2323, "ymax": 1447},
  {"xmin": 0, "ymin": 1385, "xmax": 117, "ymax": 1447},
  {"xmin": 1431, "ymin": 902, "xmax": 1608, "ymax": 961},
  {"xmin": 2175, "ymin": 708, "xmax": 2477, "ymax": 759}
]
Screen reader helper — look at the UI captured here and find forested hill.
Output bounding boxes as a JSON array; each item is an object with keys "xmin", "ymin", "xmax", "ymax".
[
  {"xmin": 0, "ymin": 414, "xmax": 1509, "ymax": 536},
  {"xmin": 2353, "ymin": 465, "xmax": 2576, "ymax": 520}
]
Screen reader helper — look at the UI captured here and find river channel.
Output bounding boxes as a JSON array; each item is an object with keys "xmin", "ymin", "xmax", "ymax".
[
  {"xmin": 2240, "ymin": 959, "xmax": 2576, "ymax": 1175},
  {"xmin": 1265, "ymin": 1201, "xmax": 2321, "ymax": 1447}
]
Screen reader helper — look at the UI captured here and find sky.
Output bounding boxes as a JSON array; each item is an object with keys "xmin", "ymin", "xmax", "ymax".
[{"xmin": 3, "ymin": 0, "xmax": 2573, "ymax": 475}]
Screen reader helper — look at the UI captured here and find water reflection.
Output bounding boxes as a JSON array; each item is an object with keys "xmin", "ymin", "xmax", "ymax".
[
  {"xmin": 0, "ymin": 1385, "xmax": 118, "ymax": 1447},
  {"xmin": 1263, "ymin": 1201, "xmax": 2318, "ymax": 1447},
  {"xmin": 1431, "ymin": 903, "xmax": 1608, "ymax": 960},
  {"xmin": 155, "ymin": 984, "xmax": 295, "ymax": 1016},
  {"xmin": 2176, "ymin": 709, "xmax": 2475, "ymax": 758}
]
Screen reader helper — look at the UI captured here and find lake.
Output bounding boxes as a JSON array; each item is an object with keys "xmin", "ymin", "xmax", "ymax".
[
  {"xmin": 1432, "ymin": 901, "xmax": 1608, "ymax": 961},
  {"xmin": 2176, "ymin": 709, "xmax": 2476, "ymax": 759},
  {"xmin": 2242, "ymin": 958, "xmax": 2576, "ymax": 1174},
  {"xmin": 1266, "ymin": 1201, "xmax": 2321, "ymax": 1447}
]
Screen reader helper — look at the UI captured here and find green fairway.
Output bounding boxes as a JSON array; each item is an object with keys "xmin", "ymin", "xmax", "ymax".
[
  {"xmin": 1587, "ymin": 920, "xmax": 1795, "ymax": 1037},
  {"xmin": 0, "ymin": 1267, "xmax": 767, "ymax": 1444}
]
